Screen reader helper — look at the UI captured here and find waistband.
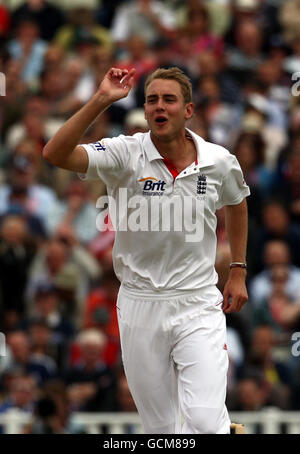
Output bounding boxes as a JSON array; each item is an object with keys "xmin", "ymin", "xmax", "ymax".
[{"xmin": 119, "ymin": 283, "xmax": 222, "ymax": 302}]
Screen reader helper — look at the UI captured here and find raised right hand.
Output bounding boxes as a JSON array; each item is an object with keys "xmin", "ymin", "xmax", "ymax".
[{"xmin": 97, "ymin": 67, "xmax": 136, "ymax": 103}]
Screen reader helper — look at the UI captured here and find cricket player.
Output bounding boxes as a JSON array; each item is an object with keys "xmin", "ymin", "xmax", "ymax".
[{"xmin": 43, "ymin": 67, "xmax": 250, "ymax": 434}]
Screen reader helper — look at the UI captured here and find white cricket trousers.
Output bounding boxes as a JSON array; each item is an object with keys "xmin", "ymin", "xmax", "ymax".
[{"xmin": 117, "ymin": 286, "xmax": 231, "ymax": 434}]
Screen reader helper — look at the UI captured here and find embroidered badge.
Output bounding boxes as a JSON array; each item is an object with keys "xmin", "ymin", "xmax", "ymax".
[{"xmin": 197, "ymin": 174, "xmax": 207, "ymax": 195}]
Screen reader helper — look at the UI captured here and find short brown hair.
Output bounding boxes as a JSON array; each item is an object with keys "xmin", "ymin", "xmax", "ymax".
[{"xmin": 144, "ymin": 67, "xmax": 193, "ymax": 104}]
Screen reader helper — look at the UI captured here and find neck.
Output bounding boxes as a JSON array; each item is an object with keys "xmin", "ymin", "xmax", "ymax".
[{"xmin": 150, "ymin": 129, "xmax": 195, "ymax": 162}]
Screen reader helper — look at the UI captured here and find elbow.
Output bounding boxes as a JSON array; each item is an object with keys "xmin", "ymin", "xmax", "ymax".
[
  {"xmin": 42, "ymin": 142, "xmax": 51, "ymax": 162},
  {"xmin": 42, "ymin": 142, "xmax": 57, "ymax": 165}
]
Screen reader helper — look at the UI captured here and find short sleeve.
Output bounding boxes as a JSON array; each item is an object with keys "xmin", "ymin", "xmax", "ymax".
[
  {"xmin": 78, "ymin": 136, "xmax": 131, "ymax": 187},
  {"xmin": 216, "ymin": 154, "xmax": 250, "ymax": 209}
]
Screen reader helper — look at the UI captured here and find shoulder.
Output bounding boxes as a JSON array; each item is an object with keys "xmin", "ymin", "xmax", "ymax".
[
  {"xmin": 189, "ymin": 129, "xmax": 230, "ymax": 158},
  {"xmin": 191, "ymin": 130, "xmax": 235, "ymax": 169},
  {"xmin": 103, "ymin": 132, "xmax": 147, "ymax": 152},
  {"xmin": 120, "ymin": 132, "xmax": 147, "ymax": 145},
  {"xmin": 204, "ymin": 141, "xmax": 232, "ymax": 161}
]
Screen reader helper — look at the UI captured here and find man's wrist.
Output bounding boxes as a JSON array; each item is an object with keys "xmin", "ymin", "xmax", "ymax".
[
  {"xmin": 230, "ymin": 262, "xmax": 247, "ymax": 270},
  {"xmin": 92, "ymin": 91, "xmax": 113, "ymax": 108},
  {"xmin": 229, "ymin": 266, "xmax": 247, "ymax": 279}
]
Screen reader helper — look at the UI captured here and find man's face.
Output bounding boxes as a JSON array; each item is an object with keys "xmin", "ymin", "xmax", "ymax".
[{"xmin": 144, "ymin": 78, "xmax": 193, "ymax": 142}]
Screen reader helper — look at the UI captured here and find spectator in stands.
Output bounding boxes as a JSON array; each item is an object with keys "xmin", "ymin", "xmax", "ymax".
[
  {"xmin": 38, "ymin": 68, "xmax": 66, "ymax": 116},
  {"xmin": 271, "ymin": 147, "xmax": 300, "ymax": 224},
  {"xmin": 279, "ymin": 0, "xmax": 300, "ymax": 45},
  {"xmin": 0, "ymin": 214, "xmax": 36, "ymax": 322},
  {"xmin": 53, "ymin": 7, "xmax": 112, "ymax": 53},
  {"xmin": 240, "ymin": 89, "xmax": 288, "ymax": 171},
  {"xmin": 124, "ymin": 108, "xmax": 149, "ymax": 135},
  {"xmin": 26, "ymin": 237, "xmax": 81, "ymax": 321},
  {"xmin": 43, "ymin": 45, "xmax": 65, "ymax": 73},
  {"xmin": 5, "ymin": 96, "xmax": 64, "ymax": 158},
  {"xmin": 6, "ymin": 112, "xmax": 48, "ymax": 157},
  {"xmin": 182, "ymin": 4, "xmax": 224, "ymax": 59},
  {"xmin": 30, "ymin": 283, "xmax": 75, "ymax": 338},
  {"xmin": 46, "ymin": 179, "xmax": 99, "ymax": 245},
  {"xmin": 192, "ymin": 50, "xmax": 241, "ymax": 104},
  {"xmin": 56, "ymin": 54, "xmax": 114, "ymax": 118},
  {"xmin": 11, "ymin": 0, "xmax": 65, "ymax": 42},
  {"xmin": 96, "ymin": 0, "xmax": 124, "ymax": 29},
  {"xmin": 249, "ymin": 240, "xmax": 300, "ymax": 307},
  {"xmin": 114, "ymin": 35, "xmax": 156, "ymax": 85},
  {"xmin": 254, "ymin": 200, "xmax": 300, "ymax": 270},
  {"xmin": 226, "ymin": 0, "xmax": 281, "ymax": 49},
  {"xmin": 21, "ymin": 282, "xmax": 75, "ymax": 369},
  {"xmin": 7, "ymin": 18, "xmax": 47, "ymax": 84},
  {"xmin": 1, "ymin": 58, "xmax": 27, "ymax": 141},
  {"xmin": 251, "ymin": 265, "xmax": 300, "ymax": 340},
  {"xmin": 24, "ymin": 379, "xmax": 85, "ymax": 433},
  {"xmin": 232, "ymin": 131, "xmax": 273, "ymax": 218},
  {"xmin": 0, "ymin": 373, "xmax": 37, "ymax": 433},
  {"xmin": 28, "ymin": 316, "xmax": 57, "ymax": 357},
  {"xmin": 52, "ymin": 224, "xmax": 101, "ymax": 318},
  {"xmin": 50, "ymin": 57, "xmax": 88, "ymax": 118},
  {"xmin": 27, "ymin": 316, "xmax": 60, "ymax": 376},
  {"xmin": 82, "ymin": 270, "xmax": 120, "ymax": 367},
  {"xmin": 65, "ymin": 329, "xmax": 117, "ymax": 412},
  {"xmin": 0, "ymin": 146, "xmax": 59, "ymax": 233},
  {"xmin": 111, "ymin": 0, "xmax": 176, "ymax": 51},
  {"xmin": 230, "ymin": 375, "xmax": 268, "ymax": 413},
  {"xmin": 256, "ymin": 58, "xmax": 291, "ymax": 116},
  {"xmin": 236, "ymin": 325, "xmax": 291, "ymax": 410},
  {"xmin": 194, "ymin": 74, "xmax": 240, "ymax": 147},
  {"xmin": 5, "ymin": 330, "xmax": 57, "ymax": 385},
  {"xmin": 226, "ymin": 20, "xmax": 265, "ymax": 84},
  {"xmin": 176, "ymin": 0, "xmax": 231, "ymax": 39},
  {"xmin": 284, "ymin": 35, "xmax": 300, "ymax": 74}
]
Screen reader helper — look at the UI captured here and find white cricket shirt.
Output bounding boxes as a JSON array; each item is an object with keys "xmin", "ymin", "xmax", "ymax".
[{"xmin": 79, "ymin": 129, "xmax": 250, "ymax": 296}]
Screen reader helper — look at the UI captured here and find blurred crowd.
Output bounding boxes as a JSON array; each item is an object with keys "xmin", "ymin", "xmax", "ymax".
[{"xmin": 0, "ymin": 0, "xmax": 300, "ymax": 434}]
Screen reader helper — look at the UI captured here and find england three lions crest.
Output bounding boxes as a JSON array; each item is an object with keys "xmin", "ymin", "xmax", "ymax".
[{"xmin": 197, "ymin": 174, "xmax": 207, "ymax": 195}]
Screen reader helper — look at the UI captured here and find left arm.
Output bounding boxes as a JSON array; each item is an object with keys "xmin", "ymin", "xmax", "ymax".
[{"xmin": 222, "ymin": 198, "xmax": 248, "ymax": 313}]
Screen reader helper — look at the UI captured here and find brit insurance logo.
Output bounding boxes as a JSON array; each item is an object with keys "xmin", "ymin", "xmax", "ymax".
[{"xmin": 138, "ymin": 177, "xmax": 166, "ymax": 196}]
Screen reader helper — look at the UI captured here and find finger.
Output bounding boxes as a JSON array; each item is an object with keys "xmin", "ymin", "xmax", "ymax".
[
  {"xmin": 223, "ymin": 295, "xmax": 239, "ymax": 313},
  {"xmin": 224, "ymin": 297, "xmax": 244, "ymax": 314},
  {"xmin": 120, "ymin": 68, "xmax": 136, "ymax": 85},
  {"xmin": 115, "ymin": 68, "xmax": 123, "ymax": 79},
  {"xmin": 222, "ymin": 292, "xmax": 231, "ymax": 312},
  {"xmin": 109, "ymin": 68, "xmax": 123, "ymax": 80},
  {"xmin": 126, "ymin": 75, "xmax": 135, "ymax": 89}
]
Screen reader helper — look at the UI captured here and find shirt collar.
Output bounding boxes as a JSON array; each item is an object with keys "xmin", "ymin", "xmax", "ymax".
[
  {"xmin": 143, "ymin": 129, "xmax": 215, "ymax": 168},
  {"xmin": 143, "ymin": 131, "xmax": 162, "ymax": 161}
]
